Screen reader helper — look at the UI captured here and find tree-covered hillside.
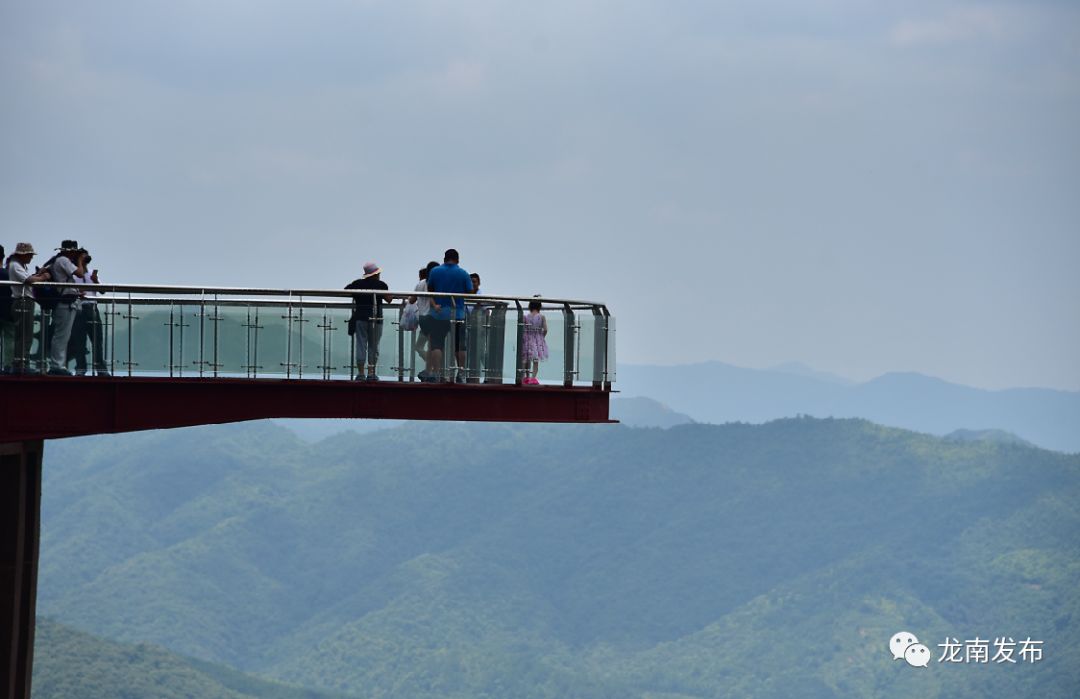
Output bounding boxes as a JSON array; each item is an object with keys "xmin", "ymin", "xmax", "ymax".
[
  {"xmin": 32, "ymin": 618, "xmax": 354, "ymax": 699},
  {"xmin": 37, "ymin": 419, "xmax": 1080, "ymax": 697}
]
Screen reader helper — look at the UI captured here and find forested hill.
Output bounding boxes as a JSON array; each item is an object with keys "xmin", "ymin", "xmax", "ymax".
[
  {"xmin": 32, "ymin": 618, "xmax": 355, "ymax": 699},
  {"xmin": 38, "ymin": 419, "xmax": 1080, "ymax": 698}
]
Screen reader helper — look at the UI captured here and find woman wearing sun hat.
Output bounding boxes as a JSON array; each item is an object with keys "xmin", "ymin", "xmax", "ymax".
[{"xmin": 345, "ymin": 262, "xmax": 392, "ymax": 381}]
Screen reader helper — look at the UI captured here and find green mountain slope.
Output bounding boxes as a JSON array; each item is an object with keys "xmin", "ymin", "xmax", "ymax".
[
  {"xmin": 32, "ymin": 618, "xmax": 355, "ymax": 699},
  {"xmin": 38, "ymin": 419, "xmax": 1080, "ymax": 697}
]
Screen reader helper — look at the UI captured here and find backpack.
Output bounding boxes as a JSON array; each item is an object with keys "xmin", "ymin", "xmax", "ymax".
[
  {"xmin": 33, "ymin": 270, "xmax": 62, "ymax": 312},
  {"xmin": 34, "ymin": 256, "xmax": 72, "ymax": 312}
]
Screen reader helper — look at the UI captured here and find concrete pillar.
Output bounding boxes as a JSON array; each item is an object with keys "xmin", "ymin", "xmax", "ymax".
[{"xmin": 0, "ymin": 440, "xmax": 42, "ymax": 699}]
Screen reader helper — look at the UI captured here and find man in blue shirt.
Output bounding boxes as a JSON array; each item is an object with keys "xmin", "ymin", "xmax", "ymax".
[{"xmin": 425, "ymin": 248, "xmax": 473, "ymax": 382}]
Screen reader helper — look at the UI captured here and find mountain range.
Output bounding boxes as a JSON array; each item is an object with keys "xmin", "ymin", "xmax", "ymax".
[
  {"xmin": 616, "ymin": 362, "xmax": 1080, "ymax": 452},
  {"xmin": 36, "ymin": 418, "xmax": 1080, "ymax": 697}
]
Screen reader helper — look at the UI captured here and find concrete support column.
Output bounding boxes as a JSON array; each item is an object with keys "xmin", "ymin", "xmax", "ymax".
[{"xmin": 0, "ymin": 440, "xmax": 42, "ymax": 699}]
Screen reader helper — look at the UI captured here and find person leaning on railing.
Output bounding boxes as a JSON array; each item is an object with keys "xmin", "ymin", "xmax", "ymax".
[
  {"xmin": 4, "ymin": 242, "xmax": 51, "ymax": 375},
  {"xmin": 426, "ymin": 248, "xmax": 474, "ymax": 383},
  {"xmin": 345, "ymin": 261, "xmax": 393, "ymax": 382}
]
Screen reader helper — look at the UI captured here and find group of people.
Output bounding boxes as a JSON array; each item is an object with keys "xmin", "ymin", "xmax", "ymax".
[
  {"xmin": 0, "ymin": 242, "xmax": 550, "ymax": 383},
  {"xmin": 0, "ymin": 240, "xmax": 109, "ymax": 376},
  {"xmin": 345, "ymin": 248, "xmax": 549, "ymax": 384}
]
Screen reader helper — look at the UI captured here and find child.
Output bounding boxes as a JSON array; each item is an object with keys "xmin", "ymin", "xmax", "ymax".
[{"xmin": 521, "ymin": 300, "xmax": 548, "ymax": 385}]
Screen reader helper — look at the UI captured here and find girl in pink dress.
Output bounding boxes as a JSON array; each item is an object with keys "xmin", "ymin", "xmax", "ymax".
[{"xmin": 522, "ymin": 300, "xmax": 548, "ymax": 385}]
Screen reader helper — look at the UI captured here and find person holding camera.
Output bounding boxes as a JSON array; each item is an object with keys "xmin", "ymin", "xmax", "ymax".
[
  {"xmin": 44, "ymin": 240, "xmax": 85, "ymax": 375},
  {"xmin": 67, "ymin": 248, "xmax": 109, "ymax": 376}
]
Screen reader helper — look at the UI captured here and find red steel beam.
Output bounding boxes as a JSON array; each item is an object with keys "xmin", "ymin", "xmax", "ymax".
[{"xmin": 0, "ymin": 376, "xmax": 612, "ymax": 443}]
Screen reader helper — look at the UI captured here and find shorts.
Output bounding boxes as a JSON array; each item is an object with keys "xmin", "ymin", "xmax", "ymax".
[
  {"xmin": 418, "ymin": 314, "xmax": 437, "ymax": 339},
  {"xmin": 427, "ymin": 318, "xmax": 467, "ymax": 352}
]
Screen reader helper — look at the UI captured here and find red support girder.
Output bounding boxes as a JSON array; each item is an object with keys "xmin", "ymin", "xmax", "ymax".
[{"xmin": 0, "ymin": 376, "xmax": 612, "ymax": 443}]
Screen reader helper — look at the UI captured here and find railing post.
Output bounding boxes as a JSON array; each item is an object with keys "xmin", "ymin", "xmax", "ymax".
[
  {"xmin": 593, "ymin": 307, "xmax": 606, "ymax": 389},
  {"xmin": 484, "ymin": 303, "xmax": 506, "ymax": 384},
  {"xmin": 397, "ymin": 309, "xmax": 405, "ymax": 382},
  {"xmin": 562, "ymin": 304, "xmax": 575, "ymax": 387},
  {"xmin": 514, "ymin": 301, "xmax": 525, "ymax": 385}
]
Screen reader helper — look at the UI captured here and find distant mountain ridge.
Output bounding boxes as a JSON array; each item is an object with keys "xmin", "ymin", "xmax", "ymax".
[
  {"xmin": 272, "ymin": 396, "xmax": 692, "ymax": 440},
  {"xmin": 617, "ymin": 362, "xmax": 1080, "ymax": 452}
]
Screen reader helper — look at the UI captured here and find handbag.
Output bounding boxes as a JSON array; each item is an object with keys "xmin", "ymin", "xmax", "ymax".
[{"xmin": 400, "ymin": 304, "xmax": 420, "ymax": 331}]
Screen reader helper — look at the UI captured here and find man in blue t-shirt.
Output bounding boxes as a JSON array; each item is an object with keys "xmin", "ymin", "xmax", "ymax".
[{"xmin": 425, "ymin": 248, "xmax": 473, "ymax": 382}]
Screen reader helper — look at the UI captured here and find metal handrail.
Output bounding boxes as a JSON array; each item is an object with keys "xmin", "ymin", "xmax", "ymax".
[{"xmin": 0, "ymin": 280, "xmax": 608, "ymax": 310}]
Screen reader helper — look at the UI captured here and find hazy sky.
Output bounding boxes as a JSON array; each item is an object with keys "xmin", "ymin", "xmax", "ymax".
[{"xmin": 2, "ymin": 1, "xmax": 1077, "ymax": 390}]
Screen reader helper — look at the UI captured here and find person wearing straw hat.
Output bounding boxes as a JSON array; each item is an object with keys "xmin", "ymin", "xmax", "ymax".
[
  {"xmin": 345, "ymin": 261, "xmax": 392, "ymax": 381},
  {"xmin": 5, "ymin": 242, "xmax": 51, "ymax": 374}
]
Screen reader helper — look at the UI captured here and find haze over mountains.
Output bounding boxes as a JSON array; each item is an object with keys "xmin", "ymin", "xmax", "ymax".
[
  {"xmin": 617, "ymin": 362, "xmax": 1080, "ymax": 452},
  {"xmin": 273, "ymin": 362, "xmax": 1078, "ymax": 452},
  {"xmin": 36, "ymin": 419, "xmax": 1080, "ymax": 698}
]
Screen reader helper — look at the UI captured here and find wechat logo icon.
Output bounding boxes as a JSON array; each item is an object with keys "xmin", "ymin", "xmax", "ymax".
[{"xmin": 890, "ymin": 631, "xmax": 930, "ymax": 668}]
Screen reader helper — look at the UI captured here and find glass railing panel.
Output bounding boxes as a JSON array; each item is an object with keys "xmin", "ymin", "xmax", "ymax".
[
  {"xmin": 606, "ymin": 314, "xmax": 616, "ymax": 384},
  {"xmin": 309, "ymin": 303, "xmax": 349, "ymax": 380},
  {"xmin": 461, "ymin": 304, "xmax": 484, "ymax": 384},
  {"xmin": 34, "ymin": 307, "xmax": 53, "ymax": 373},
  {"xmin": 327, "ymin": 304, "xmax": 354, "ymax": 380},
  {"xmin": 506, "ymin": 304, "xmax": 524, "ymax": 385},
  {"xmin": 107, "ymin": 299, "xmax": 171, "ymax": 376},
  {"xmin": 401, "ymin": 321, "xmax": 420, "ymax": 382},
  {"xmin": 254, "ymin": 303, "xmax": 293, "ymax": 377},
  {"xmin": 188, "ymin": 301, "xmax": 217, "ymax": 376},
  {"xmin": 376, "ymin": 306, "xmax": 400, "ymax": 381},
  {"xmin": 469, "ymin": 301, "xmax": 509, "ymax": 384},
  {"xmin": 213, "ymin": 302, "xmax": 252, "ymax": 377},
  {"xmin": 576, "ymin": 310, "xmax": 598, "ymax": 387},
  {"xmin": 291, "ymin": 301, "xmax": 323, "ymax": 379}
]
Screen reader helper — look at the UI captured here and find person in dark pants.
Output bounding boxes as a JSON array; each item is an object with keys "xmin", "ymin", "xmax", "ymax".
[
  {"xmin": 0, "ymin": 244, "xmax": 13, "ymax": 372},
  {"xmin": 426, "ymin": 248, "xmax": 473, "ymax": 382},
  {"xmin": 345, "ymin": 262, "xmax": 392, "ymax": 381},
  {"xmin": 66, "ymin": 248, "xmax": 109, "ymax": 376}
]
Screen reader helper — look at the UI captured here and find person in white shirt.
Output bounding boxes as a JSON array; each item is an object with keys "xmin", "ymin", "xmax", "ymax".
[
  {"xmin": 407, "ymin": 261, "xmax": 439, "ymax": 381},
  {"xmin": 5, "ymin": 242, "xmax": 50, "ymax": 373}
]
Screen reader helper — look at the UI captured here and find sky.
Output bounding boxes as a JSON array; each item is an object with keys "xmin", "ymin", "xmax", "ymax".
[{"xmin": 1, "ymin": 0, "xmax": 1077, "ymax": 390}]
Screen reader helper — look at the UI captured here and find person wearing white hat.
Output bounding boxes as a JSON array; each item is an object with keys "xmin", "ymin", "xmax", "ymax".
[
  {"xmin": 345, "ymin": 262, "xmax": 392, "ymax": 381},
  {"xmin": 5, "ymin": 242, "xmax": 51, "ymax": 373}
]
